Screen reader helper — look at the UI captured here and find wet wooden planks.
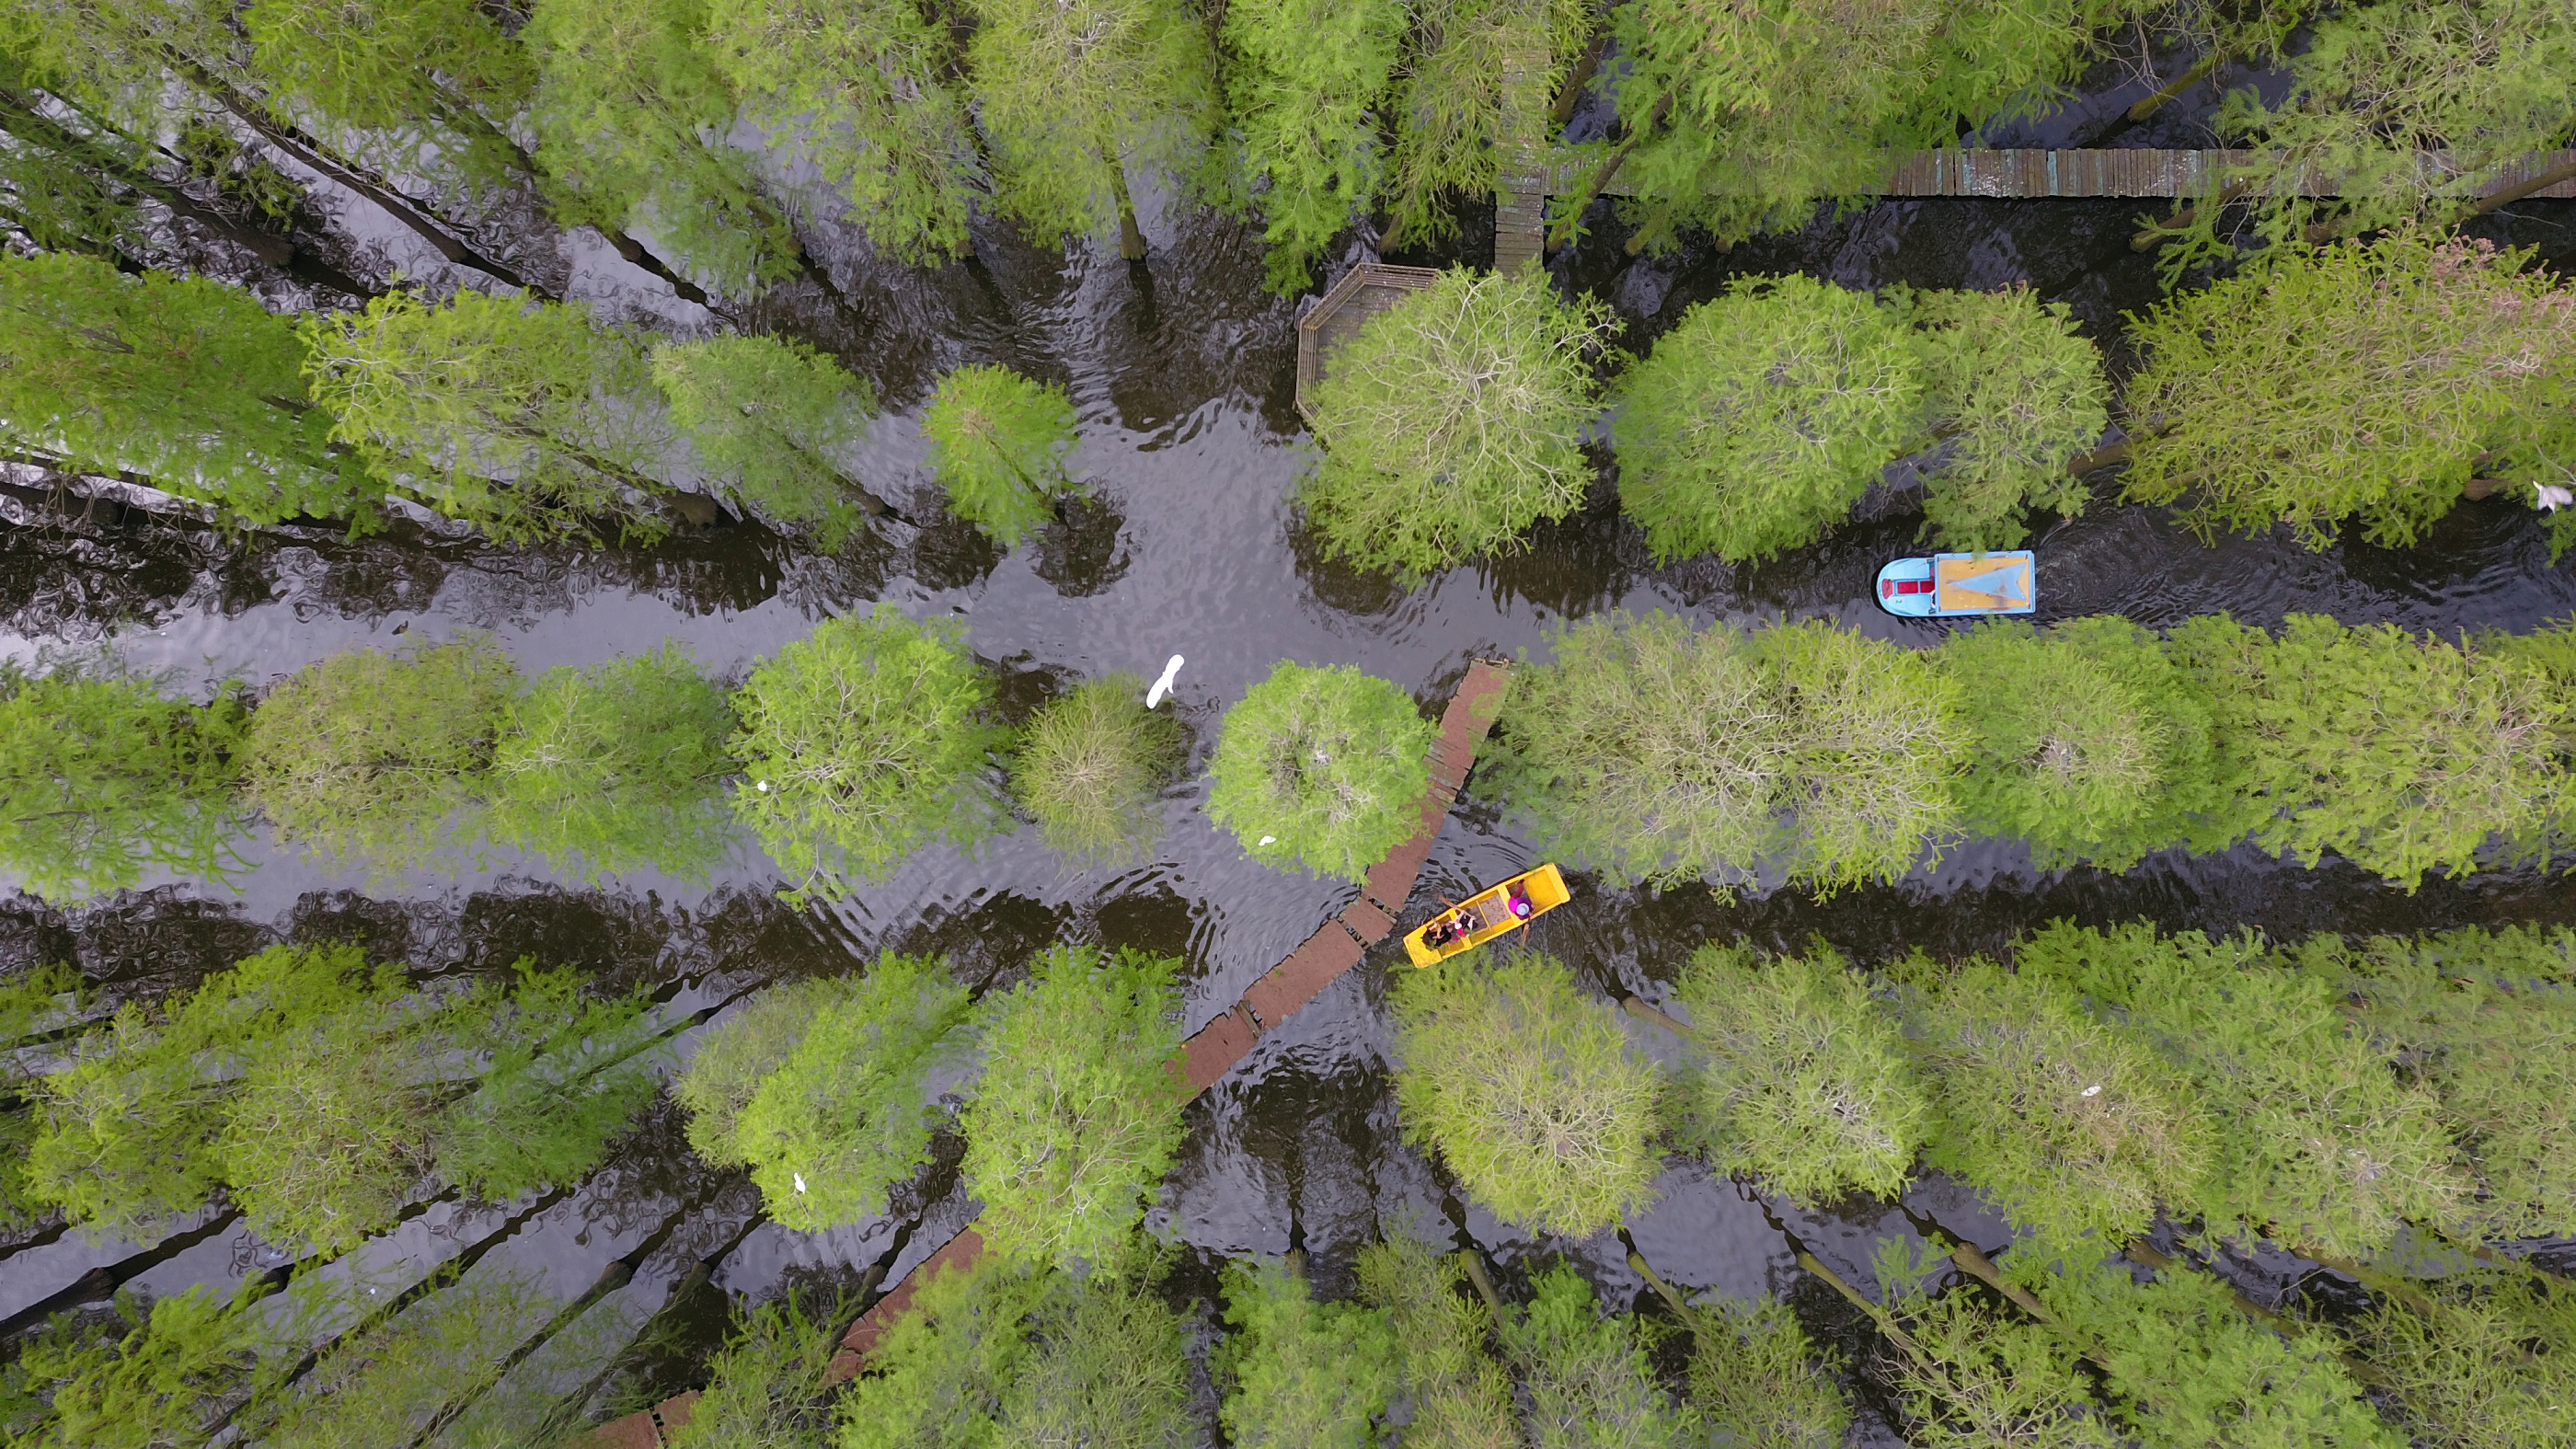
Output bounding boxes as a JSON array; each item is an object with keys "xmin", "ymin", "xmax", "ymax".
[
  {"xmin": 581, "ymin": 661, "xmax": 1513, "ymax": 1446},
  {"xmin": 1292, "ymin": 262, "xmax": 1442, "ymax": 422},
  {"xmin": 1494, "ymin": 43, "xmax": 1553, "ymax": 275},
  {"xmin": 1547, "ymin": 147, "xmax": 2576, "ymax": 200}
]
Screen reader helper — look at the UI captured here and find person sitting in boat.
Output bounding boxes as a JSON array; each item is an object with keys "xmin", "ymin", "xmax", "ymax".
[
  {"xmin": 1421, "ymin": 915, "xmax": 1460, "ymax": 949},
  {"xmin": 1505, "ymin": 882, "xmax": 1534, "ymax": 920}
]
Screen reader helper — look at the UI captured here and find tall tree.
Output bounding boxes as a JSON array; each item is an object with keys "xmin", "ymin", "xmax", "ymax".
[
  {"xmin": 1381, "ymin": 0, "xmax": 1593, "ymax": 248},
  {"xmin": 700, "ymin": 0, "xmax": 981, "ymax": 265},
  {"xmin": 651, "ymin": 333, "xmax": 881, "ymax": 546},
  {"xmin": 0, "ymin": 250, "xmax": 364, "ymax": 524},
  {"xmin": 237, "ymin": 0, "xmax": 535, "ymax": 200},
  {"xmin": 1220, "ymin": 0, "xmax": 1406, "ymax": 292},
  {"xmin": 0, "ymin": 661, "xmax": 247, "ymax": 903},
  {"xmin": 963, "ymin": 0, "xmax": 1218, "ymax": 259}
]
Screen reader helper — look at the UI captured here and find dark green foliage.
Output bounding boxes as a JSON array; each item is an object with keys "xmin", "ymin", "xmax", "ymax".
[
  {"xmin": 728, "ymin": 604, "xmax": 1011, "ymax": 902},
  {"xmin": 486, "ymin": 644, "xmax": 738, "ymax": 883},
  {"xmin": 1010, "ymin": 675, "xmax": 1183, "ymax": 869},
  {"xmin": 1206, "ymin": 661, "xmax": 1432, "ymax": 881},
  {"xmin": 1220, "ymin": 0, "xmax": 1404, "ymax": 292},
  {"xmin": 1378, "ymin": 0, "xmax": 1592, "ymax": 250},
  {"xmin": 1511, "ymin": 1265, "xmax": 1694, "ymax": 1449},
  {"xmin": 1351, "ymin": 1235, "xmax": 1517, "ymax": 1449},
  {"xmin": 300, "ymin": 289, "xmax": 677, "ymax": 546},
  {"xmin": 958, "ymin": 945, "xmax": 1185, "ymax": 1271},
  {"xmin": 1300, "ymin": 268, "xmax": 1615, "ymax": 580},
  {"xmin": 525, "ymin": 0, "xmax": 799, "ymax": 293},
  {"xmin": 723, "ymin": 954, "xmax": 972, "ymax": 1231},
  {"xmin": 244, "ymin": 1268, "xmax": 562, "ymax": 1449},
  {"xmin": 921, "ymin": 364, "xmax": 1079, "ymax": 549},
  {"xmin": 1874, "ymin": 1244, "xmax": 2119, "ymax": 1449},
  {"xmin": 962, "ymin": 0, "xmax": 1217, "ymax": 251},
  {"xmin": 1682, "ymin": 1300, "xmax": 1848, "ymax": 1449},
  {"xmin": 1612, "ymin": 276, "xmax": 2106, "ymax": 562},
  {"xmin": 2337, "ymin": 1268, "xmax": 2576, "ymax": 1449},
  {"xmin": 1938, "ymin": 616, "xmax": 2238, "ymax": 869},
  {"xmin": 653, "ymin": 334, "xmax": 880, "ymax": 548},
  {"xmin": 1668, "ymin": 943, "xmax": 1930, "ymax": 1204},
  {"xmin": 700, "ymin": 0, "xmax": 978, "ymax": 265},
  {"xmin": 242, "ymin": 633, "xmax": 521, "ymax": 880},
  {"xmin": 2018, "ymin": 922, "xmax": 2467, "ymax": 1259},
  {"xmin": 239, "ymin": 0, "xmax": 535, "ymax": 196},
  {"xmin": 838, "ymin": 1259, "xmax": 1053, "ymax": 1449},
  {"xmin": 675, "ymin": 977, "xmax": 845, "ymax": 1169},
  {"xmin": 1903, "ymin": 958, "xmax": 2215, "ymax": 1249},
  {"xmin": 0, "ymin": 1282, "xmax": 269, "ymax": 1449},
  {"xmin": 1215, "ymin": 1258, "xmax": 1397, "ymax": 1449},
  {"xmin": 0, "ymin": 661, "xmax": 247, "ymax": 903},
  {"xmin": 2167, "ymin": 613, "xmax": 2576, "ymax": 889},
  {"xmin": 429, "ymin": 960, "xmax": 665, "ymax": 1204},
  {"xmin": 1390, "ymin": 952, "xmax": 1662, "ymax": 1236},
  {"xmin": 2122, "ymin": 236, "xmax": 2576, "ymax": 556},
  {"xmin": 668, "ymin": 1291, "xmax": 855, "ymax": 1449},
  {"xmin": 0, "ymin": 251, "xmax": 360, "ymax": 524}
]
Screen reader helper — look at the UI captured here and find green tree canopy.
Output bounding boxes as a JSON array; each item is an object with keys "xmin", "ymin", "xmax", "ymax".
[
  {"xmin": 1511, "ymin": 1264, "xmax": 1698, "ymax": 1448},
  {"xmin": 0, "ymin": 662, "xmax": 247, "ymax": 903},
  {"xmin": 485, "ymin": 644, "xmax": 738, "ymax": 884},
  {"xmin": 1666, "ymin": 943, "xmax": 1931, "ymax": 1204},
  {"xmin": 728, "ymin": 604, "xmax": 1010, "ymax": 901},
  {"xmin": 2337, "ymin": 1268, "xmax": 2576, "ymax": 1449},
  {"xmin": 699, "ymin": 0, "xmax": 979, "ymax": 265},
  {"xmin": 1390, "ymin": 952, "xmax": 1662, "ymax": 1236},
  {"xmin": 1379, "ymin": 0, "xmax": 1592, "ymax": 249},
  {"xmin": 1351, "ymin": 1235, "xmax": 1518, "ymax": 1448},
  {"xmin": 1219, "ymin": 0, "xmax": 1404, "ymax": 293},
  {"xmin": 652, "ymin": 333, "xmax": 880, "ymax": 548},
  {"xmin": 238, "ymin": 0, "xmax": 534, "ymax": 196},
  {"xmin": 241, "ymin": 633, "xmax": 521, "ymax": 880},
  {"xmin": 1215, "ymin": 1257, "xmax": 1397, "ymax": 1449},
  {"xmin": 1010, "ymin": 674, "xmax": 1182, "ymax": 870},
  {"xmin": 2122, "ymin": 235, "xmax": 2576, "ymax": 555},
  {"xmin": 957, "ymin": 944, "xmax": 1185, "ymax": 1271},
  {"xmin": 300, "ymin": 288, "xmax": 679, "ymax": 545},
  {"xmin": 921, "ymin": 364, "xmax": 1080, "ymax": 548},
  {"xmin": 1206, "ymin": 661, "xmax": 1433, "ymax": 881},
  {"xmin": 1300, "ymin": 267, "xmax": 1614, "ymax": 580},
  {"xmin": 0, "ymin": 250, "xmax": 362, "ymax": 524}
]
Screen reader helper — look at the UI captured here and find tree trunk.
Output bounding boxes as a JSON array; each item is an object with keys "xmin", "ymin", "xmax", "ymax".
[
  {"xmin": 1108, "ymin": 146, "xmax": 1147, "ymax": 261},
  {"xmin": 2125, "ymin": 51, "xmax": 2227, "ymax": 124},
  {"xmin": 1550, "ymin": 32, "xmax": 1608, "ymax": 130},
  {"xmin": 1551, "ymin": 96, "xmax": 1669, "ymax": 256}
]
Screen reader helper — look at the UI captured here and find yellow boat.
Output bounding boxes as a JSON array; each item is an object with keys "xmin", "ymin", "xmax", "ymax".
[{"xmin": 1403, "ymin": 864, "xmax": 1570, "ymax": 967}]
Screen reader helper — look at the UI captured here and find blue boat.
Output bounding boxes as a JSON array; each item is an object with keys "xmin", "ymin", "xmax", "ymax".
[{"xmin": 1874, "ymin": 551, "xmax": 2036, "ymax": 618}]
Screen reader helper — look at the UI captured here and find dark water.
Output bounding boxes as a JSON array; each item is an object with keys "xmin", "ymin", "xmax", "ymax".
[{"xmin": 4, "ymin": 132, "xmax": 2574, "ymax": 1437}]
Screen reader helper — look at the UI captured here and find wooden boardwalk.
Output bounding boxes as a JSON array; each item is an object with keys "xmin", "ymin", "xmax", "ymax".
[
  {"xmin": 1542, "ymin": 146, "xmax": 2576, "ymax": 201},
  {"xmin": 585, "ymin": 661, "xmax": 1514, "ymax": 1447},
  {"xmin": 1494, "ymin": 44, "xmax": 1553, "ymax": 275}
]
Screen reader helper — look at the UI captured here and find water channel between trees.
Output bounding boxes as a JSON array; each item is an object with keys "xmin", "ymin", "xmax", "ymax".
[{"xmin": 5, "ymin": 169, "xmax": 2576, "ymax": 1434}]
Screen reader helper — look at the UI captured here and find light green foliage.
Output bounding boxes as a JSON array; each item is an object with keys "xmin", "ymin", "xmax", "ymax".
[
  {"xmin": 1216, "ymin": 1258, "xmax": 1397, "ymax": 1449},
  {"xmin": 242, "ymin": 634, "xmax": 521, "ymax": 880},
  {"xmin": 0, "ymin": 75, "xmax": 155, "ymax": 264},
  {"xmin": 2123, "ymin": 236, "xmax": 2576, "ymax": 555},
  {"xmin": 958, "ymin": 945, "xmax": 1184, "ymax": 1271},
  {"xmin": 700, "ymin": 0, "xmax": 977, "ymax": 265},
  {"xmin": 0, "ymin": 1282, "xmax": 270, "ymax": 1449},
  {"xmin": 1614, "ymin": 277, "xmax": 2108, "ymax": 562},
  {"xmin": 1206, "ymin": 661, "xmax": 1432, "ymax": 881},
  {"xmin": 994, "ymin": 1271, "xmax": 1195, "ymax": 1449},
  {"xmin": 2318, "ymin": 926, "xmax": 2576, "ymax": 1238},
  {"xmin": 2168, "ymin": 613, "xmax": 2576, "ymax": 889},
  {"xmin": 1351, "ymin": 1236, "xmax": 1517, "ymax": 1449},
  {"xmin": 1011, "ymin": 675, "xmax": 1182, "ymax": 869},
  {"xmin": 301, "ymin": 289, "xmax": 677, "ymax": 546},
  {"xmin": 1876, "ymin": 1248, "xmax": 2120, "ymax": 1449},
  {"xmin": 837, "ymin": 1259, "xmax": 1052, "ymax": 1449},
  {"xmin": 245, "ymin": 1269, "xmax": 560, "ymax": 1449},
  {"xmin": 1600, "ymin": 0, "xmax": 2122, "ymax": 253},
  {"xmin": 0, "ymin": 662, "xmax": 247, "ymax": 903},
  {"xmin": 2180, "ymin": 0, "xmax": 2576, "ymax": 270},
  {"xmin": 2337, "ymin": 1269, "xmax": 2576, "ymax": 1449},
  {"xmin": 962, "ymin": 0, "xmax": 1216, "ymax": 250},
  {"xmin": 0, "ymin": 0, "xmax": 233, "ymax": 147},
  {"xmin": 2019, "ymin": 922, "xmax": 2467, "ymax": 1259},
  {"xmin": 728, "ymin": 605, "xmax": 1010, "ymax": 902},
  {"xmin": 1939, "ymin": 616, "xmax": 2240, "ymax": 869},
  {"xmin": 1614, "ymin": 275, "xmax": 1921, "ymax": 565},
  {"xmin": 1900, "ymin": 285, "xmax": 2108, "ymax": 551},
  {"xmin": 2018, "ymin": 1256, "xmax": 2398, "ymax": 1449},
  {"xmin": 653, "ymin": 334, "xmax": 879, "ymax": 547},
  {"xmin": 1669, "ymin": 944, "xmax": 1930, "ymax": 1203},
  {"xmin": 1379, "ymin": 0, "xmax": 1592, "ymax": 249},
  {"xmin": 1390, "ymin": 952, "xmax": 1662, "ymax": 1236},
  {"xmin": 429, "ymin": 961, "xmax": 663, "ymax": 1203},
  {"xmin": 921, "ymin": 364, "xmax": 1079, "ymax": 549},
  {"xmin": 670, "ymin": 1292, "xmax": 854, "ymax": 1449},
  {"xmin": 1905, "ymin": 959, "xmax": 2215, "ymax": 1248},
  {"xmin": 1220, "ymin": 0, "xmax": 1404, "ymax": 292},
  {"xmin": 1755, "ymin": 619, "xmax": 1964, "ymax": 892},
  {"xmin": 675, "ymin": 977, "xmax": 846, "ymax": 1168},
  {"xmin": 486, "ymin": 644, "xmax": 738, "ymax": 883},
  {"xmin": 1682, "ymin": 1300, "xmax": 1848, "ymax": 1449},
  {"xmin": 0, "ymin": 251, "xmax": 360, "ymax": 524},
  {"xmin": 730, "ymin": 954, "xmax": 972, "ymax": 1230},
  {"xmin": 239, "ymin": 0, "xmax": 534, "ymax": 195},
  {"xmin": 525, "ymin": 0, "xmax": 799, "ymax": 293},
  {"xmin": 1512, "ymin": 1265, "xmax": 1694, "ymax": 1449},
  {"xmin": 1301, "ymin": 268, "xmax": 1614, "ymax": 580}
]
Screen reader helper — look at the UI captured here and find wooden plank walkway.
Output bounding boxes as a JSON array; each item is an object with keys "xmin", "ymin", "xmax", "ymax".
[
  {"xmin": 1546, "ymin": 147, "xmax": 2576, "ymax": 200},
  {"xmin": 1494, "ymin": 43, "xmax": 1552, "ymax": 275},
  {"xmin": 583, "ymin": 661, "xmax": 1514, "ymax": 1446}
]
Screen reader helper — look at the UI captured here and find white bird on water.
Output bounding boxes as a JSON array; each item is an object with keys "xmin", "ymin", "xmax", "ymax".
[{"xmin": 1145, "ymin": 654, "xmax": 1185, "ymax": 708}]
